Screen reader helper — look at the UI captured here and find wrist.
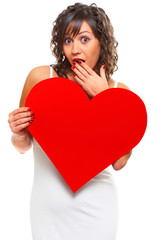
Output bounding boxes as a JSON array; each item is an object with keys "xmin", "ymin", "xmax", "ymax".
[
  {"xmin": 13, "ymin": 132, "xmax": 28, "ymax": 138},
  {"xmin": 11, "ymin": 131, "xmax": 33, "ymax": 154}
]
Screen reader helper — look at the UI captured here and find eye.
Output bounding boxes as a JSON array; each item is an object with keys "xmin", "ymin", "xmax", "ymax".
[
  {"xmin": 81, "ymin": 36, "xmax": 90, "ymax": 43},
  {"xmin": 64, "ymin": 38, "xmax": 72, "ymax": 45}
]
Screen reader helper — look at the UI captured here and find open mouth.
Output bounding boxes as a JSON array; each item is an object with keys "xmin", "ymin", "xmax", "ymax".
[{"xmin": 73, "ymin": 59, "xmax": 85, "ymax": 63}]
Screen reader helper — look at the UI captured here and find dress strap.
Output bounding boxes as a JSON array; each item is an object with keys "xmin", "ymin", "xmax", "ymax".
[
  {"xmin": 114, "ymin": 81, "xmax": 118, "ymax": 88},
  {"xmin": 50, "ymin": 64, "xmax": 53, "ymax": 78}
]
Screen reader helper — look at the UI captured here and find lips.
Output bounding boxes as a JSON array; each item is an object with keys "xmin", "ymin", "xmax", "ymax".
[{"xmin": 73, "ymin": 58, "xmax": 85, "ymax": 63}]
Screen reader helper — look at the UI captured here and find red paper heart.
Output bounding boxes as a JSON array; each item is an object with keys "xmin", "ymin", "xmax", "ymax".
[{"xmin": 25, "ymin": 77, "xmax": 147, "ymax": 193}]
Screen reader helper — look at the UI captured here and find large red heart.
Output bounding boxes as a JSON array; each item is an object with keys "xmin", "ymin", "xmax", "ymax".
[{"xmin": 25, "ymin": 77, "xmax": 147, "ymax": 193}]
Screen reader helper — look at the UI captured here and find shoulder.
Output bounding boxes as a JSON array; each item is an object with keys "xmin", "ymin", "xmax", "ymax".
[
  {"xmin": 108, "ymin": 78, "xmax": 130, "ymax": 90},
  {"xmin": 117, "ymin": 82, "xmax": 130, "ymax": 90},
  {"xmin": 25, "ymin": 65, "xmax": 57, "ymax": 82},
  {"xmin": 19, "ymin": 65, "xmax": 58, "ymax": 107}
]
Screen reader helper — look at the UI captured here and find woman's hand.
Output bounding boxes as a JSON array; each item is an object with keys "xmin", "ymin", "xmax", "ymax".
[
  {"xmin": 71, "ymin": 61, "xmax": 109, "ymax": 99},
  {"xmin": 8, "ymin": 107, "xmax": 34, "ymax": 137},
  {"xmin": 112, "ymin": 150, "xmax": 132, "ymax": 171}
]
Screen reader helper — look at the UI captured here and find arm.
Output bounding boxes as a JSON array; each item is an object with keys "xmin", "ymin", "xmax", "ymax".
[
  {"xmin": 11, "ymin": 128, "xmax": 33, "ymax": 154},
  {"xmin": 8, "ymin": 67, "xmax": 42, "ymax": 154}
]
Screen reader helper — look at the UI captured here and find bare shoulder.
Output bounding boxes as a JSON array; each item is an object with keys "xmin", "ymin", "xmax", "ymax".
[
  {"xmin": 19, "ymin": 65, "xmax": 58, "ymax": 107},
  {"xmin": 117, "ymin": 82, "xmax": 130, "ymax": 90},
  {"xmin": 108, "ymin": 78, "xmax": 130, "ymax": 90}
]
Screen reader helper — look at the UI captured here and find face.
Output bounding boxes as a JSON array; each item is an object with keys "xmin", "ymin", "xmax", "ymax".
[{"xmin": 63, "ymin": 21, "xmax": 100, "ymax": 71}]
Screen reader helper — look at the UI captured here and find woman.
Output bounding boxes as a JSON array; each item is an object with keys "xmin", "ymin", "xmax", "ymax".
[{"xmin": 8, "ymin": 3, "xmax": 132, "ymax": 240}]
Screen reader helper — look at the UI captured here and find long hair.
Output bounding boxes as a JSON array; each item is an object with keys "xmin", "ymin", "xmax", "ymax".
[{"xmin": 50, "ymin": 3, "xmax": 118, "ymax": 80}]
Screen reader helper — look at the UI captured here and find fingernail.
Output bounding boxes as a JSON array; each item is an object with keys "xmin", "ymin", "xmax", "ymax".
[
  {"xmin": 31, "ymin": 111, "xmax": 34, "ymax": 115},
  {"xmin": 72, "ymin": 61, "xmax": 76, "ymax": 65},
  {"xmin": 72, "ymin": 66, "xmax": 75, "ymax": 69},
  {"xmin": 78, "ymin": 60, "xmax": 82, "ymax": 64},
  {"xmin": 103, "ymin": 65, "xmax": 106, "ymax": 69},
  {"xmin": 73, "ymin": 74, "xmax": 76, "ymax": 77}
]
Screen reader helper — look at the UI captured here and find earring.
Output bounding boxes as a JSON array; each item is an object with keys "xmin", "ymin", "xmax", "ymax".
[{"xmin": 62, "ymin": 52, "xmax": 65, "ymax": 61}]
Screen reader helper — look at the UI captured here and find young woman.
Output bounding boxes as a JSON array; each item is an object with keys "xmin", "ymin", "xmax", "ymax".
[{"xmin": 8, "ymin": 3, "xmax": 132, "ymax": 239}]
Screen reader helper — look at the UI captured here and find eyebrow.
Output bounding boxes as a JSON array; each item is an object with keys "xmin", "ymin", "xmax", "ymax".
[
  {"xmin": 64, "ymin": 31, "xmax": 92, "ymax": 36},
  {"xmin": 78, "ymin": 31, "xmax": 92, "ymax": 35}
]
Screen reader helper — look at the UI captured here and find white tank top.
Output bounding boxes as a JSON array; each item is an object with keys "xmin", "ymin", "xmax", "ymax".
[
  {"xmin": 30, "ymin": 64, "xmax": 119, "ymax": 239},
  {"xmin": 49, "ymin": 64, "xmax": 118, "ymax": 88}
]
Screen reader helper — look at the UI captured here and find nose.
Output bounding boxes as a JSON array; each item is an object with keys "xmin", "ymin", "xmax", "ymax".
[{"xmin": 72, "ymin": 40, "xmax": 81, "ymax": 55}]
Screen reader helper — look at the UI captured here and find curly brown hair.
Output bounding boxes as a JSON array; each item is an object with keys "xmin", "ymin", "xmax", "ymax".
[{"xmin": 50, "ymin": 2, "xmax": 118, "ymax": 80}]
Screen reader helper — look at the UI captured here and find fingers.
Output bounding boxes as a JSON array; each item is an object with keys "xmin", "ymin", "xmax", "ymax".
[
  {"xmin": 74, "ymin": 60, "xmax": 93, "ymax": 75},
  {"xmin": 8, "ymin": 107, "xmax": 31, "ymax": 119},
  {"xmin": 72, "ymin": 61, "xmax": 107, "ymax": 83},
  {"xmin": 72, "ymin": 60, "xmax": 97, "ymax": 79},
  {"xmin": 8, "ymin": 107, "xmax": 34, "ymax": 134},
  {"xmin": 72, "ymin": 65, "xmax": 86, "ymax": 82},
  {"xmin": 11, "ymin": 121, "xmax": 32, "ymax": 134},
  {"xmin": 14, "ymin": 115, "xmax": 34, "ymax": 127}
]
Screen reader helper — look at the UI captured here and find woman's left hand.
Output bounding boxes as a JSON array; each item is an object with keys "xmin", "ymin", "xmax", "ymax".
[{"xmin": 71, "ymin": 61, "xmax": 109, "ymax": 99}]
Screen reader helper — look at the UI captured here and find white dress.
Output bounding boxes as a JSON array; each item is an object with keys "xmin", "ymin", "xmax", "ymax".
[{"xmin": 30, "ymin": 65, "xmax": 119, "ymax": 240}]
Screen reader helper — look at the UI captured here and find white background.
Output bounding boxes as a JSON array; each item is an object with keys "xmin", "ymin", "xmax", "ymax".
[{"xmin": 1, "ymin": 0, "xmax": 160, "ymax": 239}]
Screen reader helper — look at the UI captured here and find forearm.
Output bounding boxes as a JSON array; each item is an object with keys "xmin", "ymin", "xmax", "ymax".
[
  {"xmin": 11, "ymin": 130, "xmax": 33, "ymax": 154},
  {"xmin": 112, "ymin": 150, "xmax": 132, "ymax": 170}
]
